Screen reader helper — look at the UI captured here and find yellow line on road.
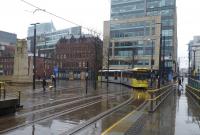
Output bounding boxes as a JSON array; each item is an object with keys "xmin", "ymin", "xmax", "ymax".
[
  {"xmin": 101, "ymin": 109, "xmax": 136, "ymax": 135},
  {"xmin": 101, "ymin": 99, "xmax": 147, "ymax": 135}
]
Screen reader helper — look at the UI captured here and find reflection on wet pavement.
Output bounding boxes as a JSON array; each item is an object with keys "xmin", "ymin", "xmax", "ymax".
[
  {"xmin": 2, "ymin": 80, "xmax": 199, "ymax": 135},
  {"xmin": 70, "ymin": 89, "xmax": 147, "ymax": 135},
  {"xmin": 137, "ymin": 79, "xmax": 200, "ymax": 135},
  {"xmin": 175, "ymin": 94, "xmax": 200, "ymax": 135},
  {"xmin": 5, "ymin": 120, "xmax": 77, "ymax": 135},
  {"xmin": 2, "ymin": 82, "xmax": 133, "ymax": 135}
]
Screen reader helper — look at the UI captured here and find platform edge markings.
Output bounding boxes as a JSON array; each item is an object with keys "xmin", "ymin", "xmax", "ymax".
[{"xmin": 101, "ymin": 101, "xmax": 148, "ymax": 135}]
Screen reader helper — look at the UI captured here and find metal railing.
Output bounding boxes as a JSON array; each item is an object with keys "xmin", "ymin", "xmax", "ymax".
[
  {"xmin": 187, "ymin": 78, "xmax": 200, "ymax": 105},
  {"xmin": 148, "ymin": 83, "xmax": 175, "ymax": 112},
  {"xmin": 0, "ymin": 81, "xmax": 22, "ymax": 108},
  {"xmin": 0, "ymin": 82, "xmax": 6, "ymax": 99},
  {"xmin": 188, "ymin": 78, "xmax": 200, "ymax": 89}
]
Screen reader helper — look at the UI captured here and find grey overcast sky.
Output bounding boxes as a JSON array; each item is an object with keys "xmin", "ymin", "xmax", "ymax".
[{"xmin": 0, "ymin": 0, "xmax": 199, "ymax": 67}]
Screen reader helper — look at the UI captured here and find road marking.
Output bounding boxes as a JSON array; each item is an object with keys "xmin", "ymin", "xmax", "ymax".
[
  {"xmin": 101, "ymin": 109, "xmax": 136, "ymax": 135},
  {"xmin": 101, "ymin": 100, "xmax": 146, "ymax": 135}
]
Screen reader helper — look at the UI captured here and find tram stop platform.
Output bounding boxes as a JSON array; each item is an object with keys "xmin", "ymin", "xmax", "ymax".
[{"xmin": 102, "ymin": 78, "xmax": 200, "ymax": 135}]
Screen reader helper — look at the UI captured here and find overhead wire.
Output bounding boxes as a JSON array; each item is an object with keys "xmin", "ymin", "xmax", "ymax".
[{"xmin": 20, "ymin": 0, "xmax": 102, "ymax": 37}]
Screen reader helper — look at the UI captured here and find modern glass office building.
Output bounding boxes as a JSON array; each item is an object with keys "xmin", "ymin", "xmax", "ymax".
[
  {"xmin": 104, "ymin": 16, "xmax": 161, "ymax": 70},
  {"xmin": 36, "ymin": 26, "xmax": 82, "ymax": 50},
  {"xmin": 104, "ymin": 0, "xmax": 177, "ymax": 72},
  {"xmin": 28, "ymin": 22, "xmax": 56, "ymax": 37},
  {"xmin": 27, "ymin": 22, "xmax": 82, "ymax": 58},
  {"xmin": 188, "ymin": 36, "xmax": 200, "ymax": 75},
  {"xmin": 111, "ymin": 0, "xmax": 145, "ymax": 19},
  {"xmin": 0, "ymin": 31, "xmax": 17, "ymax": 45}
]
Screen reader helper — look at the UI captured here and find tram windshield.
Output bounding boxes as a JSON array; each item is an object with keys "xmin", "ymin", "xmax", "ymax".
[
  {"xmin": 133, "ymin": 71, "xmax": 150, "ymax": 80},
  {"xmin": 131, "ymin": 68, "xmax": 151, "ymax": 80}
]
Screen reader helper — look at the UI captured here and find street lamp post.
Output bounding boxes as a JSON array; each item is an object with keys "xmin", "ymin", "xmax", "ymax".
[
  {"xmin": 31, "ymin": 23, "xmax": 40, "ymax": 90},
  {"xmin": 132, "ymin": 47, "xmax": 135, "ymax": 68},
  {"xmin": 198, "ymin": 66, "xmax": 200, "ymax": 80},
  {"xmin": 162, "ymin": 36, "xmax": 165, "ymax": 84},
  {"xmin": 148, "ymin": 39, "xmax": 154, "ymax": 88},
  {"xmin": 86, "ymin": 61, "xmax": 88, "ymax": 95},
  {"xmin": 43, "ymin": 33, "xmax": 46, "ymax": 78},
  {"xmin": 94, "ymin": 37, "xmax": 97, "ymax": 90},
  {"xmin": 173, "ymin": 60, "xmax": 177, "ymax": 76},
  {"xmin": 156, "ymin": 22, "xmax": 162, "ymax": 88},
  {"xmin": 151, "ymin": 40, "xmax": 154, "ymax": 88},
  {"xmin": 188, "ymin": 45, "xmax": 191, "ymax": 77},
  {"xmin": 107, "ymin": 48, "xmax": 110, "ymax": 88},
  {"xmin": 193, "ymin": 50, "xmax": 196, "ymax": 77}
]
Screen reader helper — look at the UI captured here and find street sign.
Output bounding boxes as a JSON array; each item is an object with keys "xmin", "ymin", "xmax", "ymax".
[
  {"xmin": 53, "ymin": 66, "xmax": 58, "ymax": 77},
  {"xmin": 168, "ymin": 72, "xmax": 173, "ymax": 81}
]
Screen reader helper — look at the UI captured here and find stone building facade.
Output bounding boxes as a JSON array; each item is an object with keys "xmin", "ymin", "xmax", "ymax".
[{"xmin": 0, "ymin": 41, "xmax": 53, "ymax": 79}]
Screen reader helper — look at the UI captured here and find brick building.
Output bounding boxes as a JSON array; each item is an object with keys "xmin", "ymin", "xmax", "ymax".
[
  {"xmin": 0, "ymin": 30, "xmax": 17, "ymax": 76},
  {"xmin": 33, "ymin": 56, "xmax": 54, "ymax": 79},
  {"xmin": 0, "ymin": 45, "xmax": 15, "ymax": 75},
  {"xmin": 0, "ymin": 39, "xmax": 54, "ymax": 78},
  {"xmin": 55, "ymin": 36, "xmax": 103, "ymax": 80},
  {"xmin": 0, "ymin": 44, "xmax": 53, "ymax": 78}
]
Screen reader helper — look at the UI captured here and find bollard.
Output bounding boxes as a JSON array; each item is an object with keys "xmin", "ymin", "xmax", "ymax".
[
  {"xmin": 150, "ymin": 92, "xmax": 153, "ymax": 112},
  {"xmin": 0, "ymin": 83, "xmax": 1, "ymax": 98},
  {"xmin": 199, "ymin": 90, "xmax": 200, "ymax": 105},
  {"xmin": 18, "ymin": 91, "xmax": 21, "ymax": 107},
  {"xmin": 3, "ymin": 88, "xmax": 6, "ymax": 99},
  {"xmin": 199, "ymin": 92, "xmax": 200, "ymax": 105}
]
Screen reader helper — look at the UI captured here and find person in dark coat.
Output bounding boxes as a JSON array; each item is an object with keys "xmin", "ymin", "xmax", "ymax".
[
  {"xmin": 182, "ymin": 76, "xmax": 184, "ymax": 83},
  {"xmin": 178, "ymin": 78, "xmax": 183, "ymax": 92},
  {"xmin": 178, "ymin": 78, "xmax": 182, "ymax": 86},
  {"xmin": 42, "ymin": 78, "xmax": 47, "ymax": 91},
  {"xmin": 51, "ymin": 75, "xmax": 56, "ymax": 88}
]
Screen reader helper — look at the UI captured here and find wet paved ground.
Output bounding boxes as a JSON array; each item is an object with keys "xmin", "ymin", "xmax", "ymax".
[
  {"xmin": 136, "ymin": 78, "xmax": 200, "ymax": 135},
  {"xmin": 1, "ymin": 79, "xmax": 199, "ymax": 135},
  {"xmin": 97, "ymin": 78, "xmax": 200, "ymax": 135},
  {"xmin": 0, "ymin": 81, "xmax": 138, "ymax": 135},
  {"xmin": 68, "ymin": 90, "xmax": 147, "ymax": 135}
]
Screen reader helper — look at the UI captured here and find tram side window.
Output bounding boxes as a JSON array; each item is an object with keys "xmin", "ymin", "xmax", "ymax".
[
  {"xmin": 108, "ymin": 72, "xmax": 114, "ymax": 77},
  {"xmin": 123, "ymin": 72, "xmax": 128, "ymax": 81},
  {"xmin": 105, "ymin": 71, "xmax": 108, "ymax": 79},
  {"xmin": 99, "ymin": 71, "xmax": 105, "ymax": 77},
  {"xmin": 114, "ymin": 72, "xmax": 118, "ymax": 80}
]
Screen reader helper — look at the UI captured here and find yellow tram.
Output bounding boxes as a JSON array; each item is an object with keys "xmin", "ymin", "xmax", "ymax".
[
  {"xmin": 130, "ymin": 68, "xmax": 151, "ymax": 88},
  {"xmin": 98, "ymin": 68, "xmax": 151, "ymax": 89}
]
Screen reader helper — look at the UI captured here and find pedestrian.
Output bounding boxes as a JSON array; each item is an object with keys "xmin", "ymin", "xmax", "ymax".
[
  {"xmin": 42, "ymin": 78, "xmax": 47, "ymax": 91},
  {"xmin": 52, "ymin": 75, "xmax": 56, "ymax": 88},
  {"xmin": 178, "ymin": 78, "xmax": 182, "ymax": 86},
  {"xmin": 182, "ymin": 76, "xmax": 184, "ymax": 83},
  {"xmin": 178, "ymin": 78, "xmax": 183, "ymax": 92}
]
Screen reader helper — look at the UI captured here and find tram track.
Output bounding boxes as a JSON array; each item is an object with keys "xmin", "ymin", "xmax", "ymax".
[
  {"xmin": 1, "ymin": 99, "xmax": 103, "ymax": 134},
  {"xmin": 21, "ymin": 86, "xmax": 82, "ymax": 98},
  {"xmin": 65, "ymin": 97, "xmax": 146, "ymax": 135},
  {"xmin": 0, "ymin": 91, "xmax": 130, "ymax": 134},
  {"xmin": 17, "ymin": 85, "xmax": 128, "ymax": 114},
  {"xmin": 17, "ymin": 87, "xmax": 84, "ymax": 113}
]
